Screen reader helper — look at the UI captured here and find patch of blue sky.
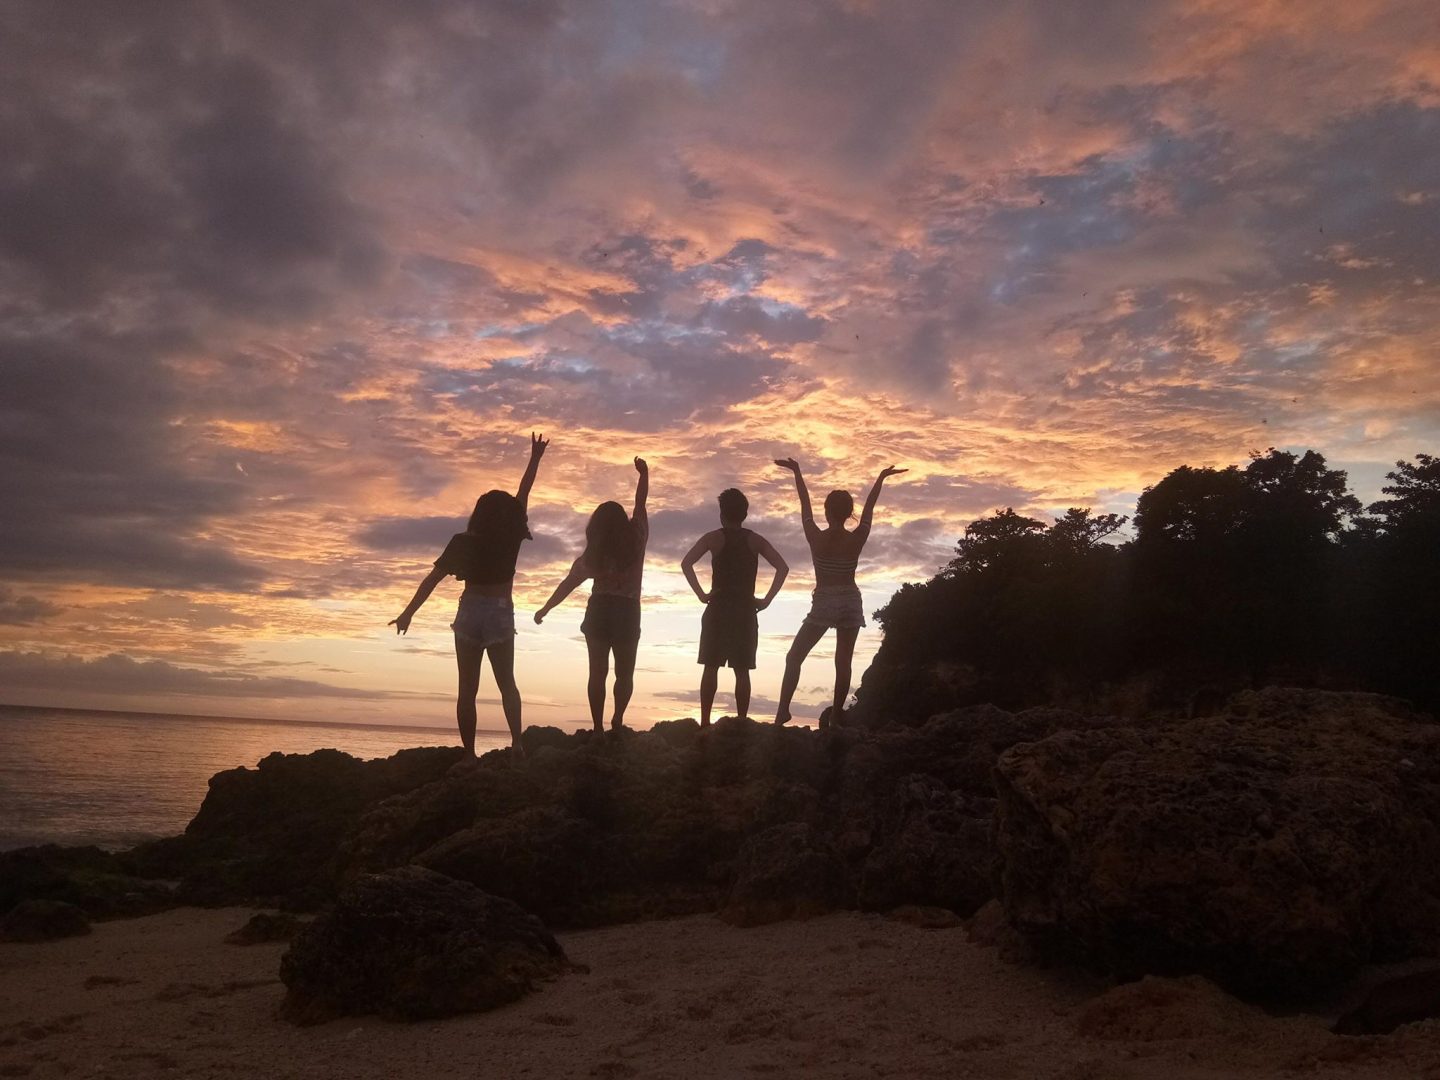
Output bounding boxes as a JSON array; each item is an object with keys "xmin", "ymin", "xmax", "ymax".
[{"xmin": 474, "ymin": 322, "xmax": 541, "ymax": 340}]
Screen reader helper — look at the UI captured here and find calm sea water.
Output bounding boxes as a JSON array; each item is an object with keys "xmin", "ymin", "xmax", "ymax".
[{"xmin": 0, "ymin": 705, "xmax": 510, "ymax": 852}]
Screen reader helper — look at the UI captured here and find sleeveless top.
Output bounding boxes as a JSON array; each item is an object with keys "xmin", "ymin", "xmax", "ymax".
[
  {"xmin": 712, "ymin": 526, "xmax": 758, "ymax": 601},
  {"xmin": 576, "ymin": 516, "xmax": 650, "ymax": 599}
]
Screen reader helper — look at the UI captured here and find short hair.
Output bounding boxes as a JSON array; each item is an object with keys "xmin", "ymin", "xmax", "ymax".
[
  {"xmin": 717, "ymin": 488, "xmax": 749, "ymax": 522},
  {"xmin": 824, "ymin": 489, "xmax": 854, "ymax": 522}
]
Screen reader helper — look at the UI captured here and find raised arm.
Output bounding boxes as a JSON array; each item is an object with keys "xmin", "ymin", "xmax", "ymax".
[
  {"xmin": 389, "ymin": 566, "xmax": 447, "ymax": 635},
  {"xmin": 632, "ymin": 456, "xmax": 649, "ymax": 525},
  {"xmin": 857, "ymin": 464, "xmax": 908, "ymax": 538},
  {"xmin": 680, "ymin": 532, "xmax": 716, "ymax": 603},
  {"xmin": 534, "ymin": 558, "xmax": 590, "ymax": 624},
  {"xmin": 515, "ymin": 431, "xmax": 549, "ymax": 511},
  {"xmin": 775, "ymin": 458, "xmax": 819, "ymax": 540},
  {"xmin": 750, "ymin": 533, "xmax": 789, "ymax": 611}
]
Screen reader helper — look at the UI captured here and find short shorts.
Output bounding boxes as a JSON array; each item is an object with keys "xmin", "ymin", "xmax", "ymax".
[
  {"xmin": 581, "ymin": 593, "xmax": 641, "ymax": 648},
  {"xmin": 451, "ymin": 593, "xmax": 516, "ymax": 648},
  {"xmin": 802, "ymin": 585, "xmax": 866, "ymax": 630},
  {"xmin": 698, "ymin": 596, "xmax": 758, "ymax": 670}
]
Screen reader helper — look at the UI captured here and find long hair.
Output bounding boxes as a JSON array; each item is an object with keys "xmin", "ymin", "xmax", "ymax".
[
  {"xmin": 824, "ymin": 489, "xmax": 854, "ymax": 524},
  {"xmin": 467, "ymin": 489, "xmax": 531, "ymax": 544},
  {"xmin": 582, "ymin": 501, "xmax": 638, "ymax": 574}
]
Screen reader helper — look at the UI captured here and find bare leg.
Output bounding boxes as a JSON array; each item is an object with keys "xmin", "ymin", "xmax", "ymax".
[
  {"xmin": 585, "ymin": 635, "xmax": 609, "ymax": 733},
  {"xmin": 700, "ymin": 663, "xmax": 719, "ymax": 727},
  {"xmin": 775, "ymin": 621, "xmax": 827, "ymax": 724},
  {"xmin": 454, "ymin": 633, "xmax": 485, "ymax": 755},
  {"xmin": 832, "ymin": 625, "xmax": 861, "ymax": 725},
  {"xmin": 486, "ymin": 639, "xmax": 524, "ymax": 755},
  {"xmin": 734, "ymin": 667, "xmax": 751, "ymax": 720},
  {"xmin": 611, "ymin": 635, "xmax": 638, "ymax": 729}
]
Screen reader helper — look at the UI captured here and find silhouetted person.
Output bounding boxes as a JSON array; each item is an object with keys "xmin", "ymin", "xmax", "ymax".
[
  {"xmin": 773, "ymin": 459, "xmax": 905, "ymax": 727},
  {"xmin": 535, "ymin": 457, "xmax": 650, "ymax": 732},
  {"xmin": 681, "ymin": 488, "xmax": 788, "ymax": 727},
  {"xmin": 390, "ymin": 432, "xmax": 549, "ymax": 756}
]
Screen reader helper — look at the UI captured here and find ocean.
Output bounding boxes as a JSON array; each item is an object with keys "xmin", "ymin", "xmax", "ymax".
[{"xmin": 0, "ymin": 705, "xmax": 510, "ymax": 852}]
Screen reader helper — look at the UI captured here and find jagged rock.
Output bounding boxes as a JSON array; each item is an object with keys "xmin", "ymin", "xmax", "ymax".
[
  {"xmin": 719, "ymin": 823, "xmax": 850, "ymax": 927},
  {"xmin": 1334, "ymin": 968, "xmax": 1440, "ymax": 1035},
  {"xmin": 129, "ymin": 745, "xmax": 467, "ymax": 909},
  {"xmin": 0, "ymin": 845, "xmax": 174, "ymax": 918},
  {"xmin": 225, "ymin": 911, "xmax": 308, "ymax": 945},
  {"xmin": 0, "ymin": 899, "xmax": 92, "ymax": 942},
  {"xmin": 279, "ymin": 866, "xmax": 567, "ymax": 1023},
  {"xmin": 993, "ymin": 688, "xmax": 1440, "ymax": 998}
]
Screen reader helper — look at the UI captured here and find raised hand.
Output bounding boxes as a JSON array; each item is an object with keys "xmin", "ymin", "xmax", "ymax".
[
  {"xmin": 530, "ymin": 431, "xmax": 549, "ymax": 458},
  {"xmin": 879, "ymin": 465, "xmax": 908, "ymax": 480},
  {"xmin": 634, "ymin": 456, "xmax": 648, "ymax": 474},
  {"xmin": 388, "ymin": 612, "xmax": 412, "ymax": 635},
  {"xmin": 774, "ymin": 457, "xmax": 800, "ymax": 472}
]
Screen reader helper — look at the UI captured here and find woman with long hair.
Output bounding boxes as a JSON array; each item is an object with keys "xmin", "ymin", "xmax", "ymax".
[
  {"xmin": 772, "ymin": 457, "xmax": 906, "ymax": 728},
  {"xmin": 390, "ymin": 432, "xmax": 548, "ymax": 756},
  {"xmin": 534, "ymin": 457, "xmax": 649, "ymax": 731}
]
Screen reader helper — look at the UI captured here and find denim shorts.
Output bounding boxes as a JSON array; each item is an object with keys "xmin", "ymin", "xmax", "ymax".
[{"xmin": 451, "ymin": 594, "xmax": 516, "ymax": 648}]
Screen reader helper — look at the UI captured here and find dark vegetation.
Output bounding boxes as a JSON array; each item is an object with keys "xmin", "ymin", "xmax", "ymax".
[{"xmin": 861, "ymin": 451, "xmax": 1440, "ymax": 721}]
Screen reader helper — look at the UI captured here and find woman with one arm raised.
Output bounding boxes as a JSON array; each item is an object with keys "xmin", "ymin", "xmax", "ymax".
[
  {"xmin": 773, "ymin": 458, "xmax": 906, "ymax": 728},
  {"xmin": 533, "ymin": 457, "xmax": 650, "ymax": 732},
  {"xmin": 390, "ymin": 432, "xmax": 549, "ymax": 756}
]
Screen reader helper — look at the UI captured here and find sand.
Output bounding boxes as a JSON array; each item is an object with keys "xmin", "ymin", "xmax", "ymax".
[{"xmin": 3, "ymin": 908, "xmax": 1440, "ymax": 1080}]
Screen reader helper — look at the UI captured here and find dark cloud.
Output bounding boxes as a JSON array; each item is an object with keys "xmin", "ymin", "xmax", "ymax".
[
  {"xmin": 0, "ymin": 650, "xmax": 432, "ymax": 700},
  {"xmin": 0, "ymin": 587, "xmax": 60, "ymax": 625}
]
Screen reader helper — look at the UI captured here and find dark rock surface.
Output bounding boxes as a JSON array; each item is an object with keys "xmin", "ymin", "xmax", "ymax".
[
  {"xmin": 278, "ymin": 866, "xmax": 567, "ymax": 1023},
  {"xmin": 993, "ymin": 688, "xmax": 1440, "ymax": 998},
  {"xmin": 225, "ymin": 911, "xmax": 309, "ymax": 945},
  {"xmin": 719, "ymin": 823, "xmax": 850, "ymax": 926},
  {"xmin": 0, "ymin": 845, "xmax": 173, "ymax": 919},
  {"xmin": 0, "ymin": 899, "xmax": 92, "ymax": 942}
]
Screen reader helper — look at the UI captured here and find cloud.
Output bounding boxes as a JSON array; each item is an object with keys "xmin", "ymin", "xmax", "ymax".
[{"xmin": 0, "ymin": 587, "xmax": 60, "ymax": 625}]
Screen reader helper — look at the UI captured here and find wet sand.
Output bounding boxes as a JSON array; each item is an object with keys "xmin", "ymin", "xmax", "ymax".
[{"xmin": 3, "ymin": 907, "xmax": 1439, "ymax": 1079}]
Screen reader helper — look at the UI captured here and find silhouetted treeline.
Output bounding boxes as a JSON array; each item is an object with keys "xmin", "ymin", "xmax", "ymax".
[{"xmin": 860, "ymin": 450, "xmax": 1440, "ymax": 721}]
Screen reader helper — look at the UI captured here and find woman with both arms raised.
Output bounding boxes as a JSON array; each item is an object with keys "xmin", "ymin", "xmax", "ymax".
[
  {"xmin": 772, "ymin": 457, "xmax": 906, "ymax": 729},
  {"xmin": 390, "ymin": 432, "xmax": 548, "ymax": 757}
]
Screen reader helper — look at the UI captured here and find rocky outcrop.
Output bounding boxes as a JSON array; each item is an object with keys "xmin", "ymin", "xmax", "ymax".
[
  {"xmin": 128, "ymin": 745, "xmax": 467, "ymax": 909},
  {"xmin": 993, "ymin": 689, "xmax": 1440, "ymax": 998},
  {"xmin": 0, "ymin": 845, "xmax": 174, "ymax": 919},
  {"xmin": 225, "ymin": 911, "xmax": 309, "ymax": 945},
  {"xmin": 719, "ymin": 823, "xmax": 850, "ymax": 926},
  {"xmin": 278, "ymin": 866, "xmax": 567, "ymax": 1023},
  {"xmin": 0, "ymin": 899, "xmax": 92, "ymax": 942}
]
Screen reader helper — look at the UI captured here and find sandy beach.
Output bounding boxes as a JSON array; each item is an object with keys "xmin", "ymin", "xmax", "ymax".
[{"xmin": 3, "ymin": 908, "xmax": 1439, "ymax": 1080}]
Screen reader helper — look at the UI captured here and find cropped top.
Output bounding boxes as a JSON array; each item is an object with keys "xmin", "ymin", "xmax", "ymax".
[
  {"xmin": 434, "ymin": 530, "xmax": 527, "ymax": 588},
  {"xmin": 712, "ymin": 526, "xmax": 758, "ymax": 600}
]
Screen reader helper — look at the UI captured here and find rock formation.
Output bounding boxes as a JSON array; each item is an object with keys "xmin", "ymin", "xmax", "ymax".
[{"xmin": 278, "ymin": 866, "xmax": 568, "ymax": 1023}]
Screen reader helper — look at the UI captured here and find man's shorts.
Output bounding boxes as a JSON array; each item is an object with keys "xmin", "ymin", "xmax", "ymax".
[{"xmin": 697, "ymin": 596, "xmax": 758, "ymax": 670}]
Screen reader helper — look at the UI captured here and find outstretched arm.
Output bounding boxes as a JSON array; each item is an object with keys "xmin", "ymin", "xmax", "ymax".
[
  {"xmin": 751, "ymin": 534, "xmax": 789, "ymax": 611},
  {"xmin": 632, "ymin": 457, "xmax": 649, "ymax": 525},
  {"xmin": 857, "ymin": 465, "xmax": 908, "ymax": 538},
  {"xmin": 775, "ymin": 458, "xmax": 818, "ymax": 539},
  {"xmin": 515, "ymin": 431, "xmax": 549, "ymax": 511},
  {"xmin": 680, "ymin": 533, "xmax": 715, "ymax": 603},
  {"xmin": 534, "ymin": 559, "xmax": 590, "ymax": 624},
  {"xmin": 390, "ymin": 567, "xmax": 447, "ymax": 635}
]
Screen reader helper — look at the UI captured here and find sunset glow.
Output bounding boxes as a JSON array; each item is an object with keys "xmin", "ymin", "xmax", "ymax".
[{"xmin": 3, "ymin": 1, "xmax": 1438, "ymax": 727}]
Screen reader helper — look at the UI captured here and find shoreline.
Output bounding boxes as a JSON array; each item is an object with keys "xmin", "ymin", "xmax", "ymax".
[{"xmin": 4, "ymin": 907, "xmax": 1440, "ymax": 1079}]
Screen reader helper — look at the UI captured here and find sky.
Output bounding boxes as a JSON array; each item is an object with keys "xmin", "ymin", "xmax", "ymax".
[{"xmin": 2, "ymin": 0, "xmax": 1438, "ymax": 731}]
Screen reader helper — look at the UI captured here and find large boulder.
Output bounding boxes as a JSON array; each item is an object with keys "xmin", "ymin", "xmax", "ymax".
[
  {"xmin": 0, "ymin": 844, "xmax": 174, "ymax": 919},
  {"xmin": 279, "ymin": 866, "xmax": 567, "ymax": 1023},
  {"xmin": 993, "ymin": 688, "xmax": 1440, "ymax": 998},
  {"xmin": 0, "ymin": 899, "xmax": 92, "ymax": 942}
]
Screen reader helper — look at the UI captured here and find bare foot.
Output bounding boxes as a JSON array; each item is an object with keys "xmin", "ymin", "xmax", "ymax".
[{"xmin": 774, "ymin": 712, "xmax": 792, "ymax": 726}]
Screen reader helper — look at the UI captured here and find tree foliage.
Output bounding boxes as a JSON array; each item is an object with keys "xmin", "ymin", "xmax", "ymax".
[{"xmin": 861, "ymin": 450, "xmax": 1439, "ymax": 723}]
